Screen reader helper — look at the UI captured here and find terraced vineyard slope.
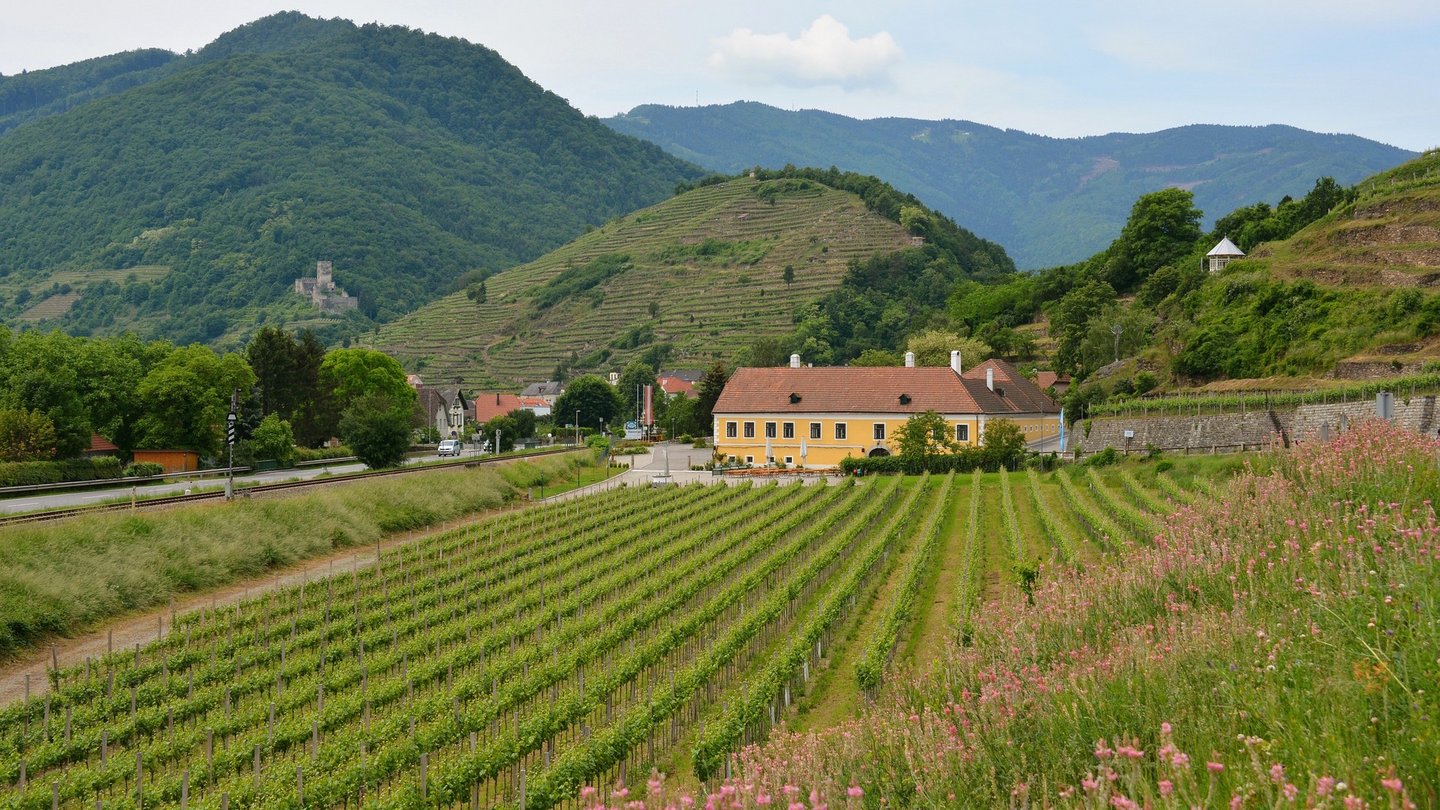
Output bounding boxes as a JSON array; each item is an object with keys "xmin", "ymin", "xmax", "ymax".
[{"xmin": 363, "ymin": 177, "xmax": 915, "ymax": 388}]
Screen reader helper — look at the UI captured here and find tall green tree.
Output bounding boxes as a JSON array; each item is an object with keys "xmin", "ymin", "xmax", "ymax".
[
  {"xmin": 553, "ymin": 375, "xmax": 620, "ymax": 430},
  {"xmin": 313, "ymin": 347, "xmax": 416, "ymax": 444},
  {"xmin": 905, "ymin": 330, "xmax": 990, "ymax": 368},
  {"xmin": 615, "ymin": 359, "xmax": 658, "ymax": 425},
  {"xmin": 896, "ymin": 410, "xmax": 960, "ymax": 457},
  {"xmin": 339, "ymin": 393, "xmax": 412, "ymax": 469},
  {"xmin": 290, "ymin": 329, "xmax": 331, "ymax": 447},
  {"xmin": 982, "ymin": 418, "xmax": 1027, "ymax": 470},
  {"xmin": 1050, "ymin": 279, "xmax": 1118, "ymax": 374},
  {"xmin": 0, "ymin": 409, "xmax": 59, "ymax": 461},
  {"xmin": 135, "ymin": 345, "xmax": 256, "ymax": 455},
  {"xmin": 247, "ymin": 326, "xmax": 300, "ymax": 418},
  {"xmin": 0, "ymin": 331, "xmax": 90, "ymax": 458},
  {"xmin": 1103, "ymin": 188, "xmax": 1204, "ymax": 292},
  {"xmin": 693, "ymin": 362, "xmax": 729, "ymax": 438}
]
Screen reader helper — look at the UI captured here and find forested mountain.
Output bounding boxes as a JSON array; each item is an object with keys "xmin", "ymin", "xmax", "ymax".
[
  {"xmin": 0, "ymin": 13, "xmax": 701, "ymax": 346},
  {"xmin": 605, "ymin": 102, "xmax": 1414, "ymax": 268}
]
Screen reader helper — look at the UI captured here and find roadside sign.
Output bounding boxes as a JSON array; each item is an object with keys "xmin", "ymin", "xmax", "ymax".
[{"xmin": 227, "ymin": 411, "xmax": 237, "ymax": 446}]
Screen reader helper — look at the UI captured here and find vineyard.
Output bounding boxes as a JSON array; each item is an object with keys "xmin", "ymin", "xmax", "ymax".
[{"xmin": 0, "ymin": 461, "xmax": 1213, "ymax": 809}]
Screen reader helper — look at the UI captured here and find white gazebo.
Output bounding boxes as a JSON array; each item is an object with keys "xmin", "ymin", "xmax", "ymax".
[{"xmin": 1206, "ymin": 236, "xmax": 1245, "ymax": 273}]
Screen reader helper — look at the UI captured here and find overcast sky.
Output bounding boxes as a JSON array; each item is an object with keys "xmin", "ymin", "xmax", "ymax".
[{"xmin": 3, "ymin": 1, "xmax": 1436, "ymax": 151}]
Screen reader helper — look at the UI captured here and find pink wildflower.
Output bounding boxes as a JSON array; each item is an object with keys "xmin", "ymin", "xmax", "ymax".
[
  {"xmin": 1110, "ymin": 796, "xmax": 1138, "ymax": 810},
  {"xmin": 1343, "ymin": 797, "xmax": 1364, "ymax": 810},
  {"xmin": 1382, "ymin": 777, "xmax": 1403, "ymax": 793},
  {"xmin": 1284, "ymin": 783, "xmax": 1299, "ymax": 801},
  {"xmin": 1317, "ymin": 777, "xmax": 1336, "ymax": 797},
  {"xmin": 1270, "ymin": 763, "xmax": 1285, "ymax": 784},
  {"xmin": 847, "ymin": 785, "xmax": 863, "ymax": 798},
  {"xmin": 1160, "ymin": 722, "xmax": 1173, "ymax": 735},
  {"xmin": 1207, "ymin": 761, "xmax": 1225, "ymax": 773},
  {"xmin": 1095, "ymin": 741, "xmax": 1115, "ymax": 759},
  {"xmin": 1159, "ymin": 780, "xmax": 1174, "ymax": 797}
]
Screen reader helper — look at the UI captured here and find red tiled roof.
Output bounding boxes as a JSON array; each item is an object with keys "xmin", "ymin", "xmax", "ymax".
[
  {"xmin": 87, "ymin": 433, "xmax": 119, "ymax": 453},
  {"xmin": 659, "ymin": 376, "xmax": 696, "ymax": 397},
  {"xmin": 474, "ymin": 393, "xmax": 525, "ymax": 423},
  {"xmin": 517, "ymin": 396, "xmax": 551, "ymax": 409},
  {"xmin": 714, "ymin": 361, "xmax": 1059, "ymax": 416}
]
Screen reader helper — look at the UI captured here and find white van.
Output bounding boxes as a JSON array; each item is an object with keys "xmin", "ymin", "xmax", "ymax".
[{"xmin": 437, "ymin": 440, "xmax": 463, "ymax": 457}]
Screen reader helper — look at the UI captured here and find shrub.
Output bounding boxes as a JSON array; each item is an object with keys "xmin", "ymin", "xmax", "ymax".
[
  {"xmin": 123, "ymin": 462, "xmax": 166, "ymax": 478},
  {"xmin": 1083, "ymin": 446, "xmax": 1120, "ymax": 467},
  {"xmin": 293, "ymin": 445, "xmax": 353, "ymax": 463},
  {"xmin": 0, "ymin": 457, "xmax": 125, "ymax": 487}
]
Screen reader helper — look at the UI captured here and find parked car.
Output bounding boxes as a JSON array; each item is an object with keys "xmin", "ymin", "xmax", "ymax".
[{"xmin": 438, "ymin": 440, "xmax": 463, "ymax": 457}]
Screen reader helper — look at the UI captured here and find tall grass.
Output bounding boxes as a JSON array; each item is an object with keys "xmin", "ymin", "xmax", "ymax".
[
  {"xmin": 636, "ymin": 421, "xmax": 1439, "ymax": 808},
  {"xmin": 0, "ymin": 454, "xmax": 584, "ymax": 658}
]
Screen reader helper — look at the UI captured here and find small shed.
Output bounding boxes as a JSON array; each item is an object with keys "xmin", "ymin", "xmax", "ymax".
[
  {"xmin": 1206, "ymin": 237, "xmax": 1245, "ymax": 273},
  {"xmin": 133, "ymin": 449, "xmax": 200, "ymax": 473}
]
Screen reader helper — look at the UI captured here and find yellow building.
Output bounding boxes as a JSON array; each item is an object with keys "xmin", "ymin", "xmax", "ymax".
[{"xmin": 713, "ymin": 353, "xmax": 1061, "ymax": 468}]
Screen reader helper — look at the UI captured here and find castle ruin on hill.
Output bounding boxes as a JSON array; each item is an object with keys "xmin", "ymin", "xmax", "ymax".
[{"xmin": 294, "ymin": 260, "xmax": 359, "ymax": 314}]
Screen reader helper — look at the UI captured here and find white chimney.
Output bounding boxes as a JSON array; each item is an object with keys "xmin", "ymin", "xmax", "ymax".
[
  {"xmin": 789, "ymin": 353, "xmax": 801, "ymax": 368},
  {"xmin": 904, "ymin": 351, "xmax": 915, "ymax": 368},
  {"xmin": 950, "ymin": 350, "xmax": 962, "ymax": 375},
  {"xmin": 986, "ymin": 367, "xmax": 994, "ymax": 391}
]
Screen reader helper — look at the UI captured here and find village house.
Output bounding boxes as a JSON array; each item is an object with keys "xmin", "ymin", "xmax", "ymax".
[
  {"xmin": 412, "ymin": 379, "xmax": 470, "ymax": 439},
  {"xmin": 712, "ymin": 353, "xmax": 1061, "ymax": 468},
  {"xmin": 658, "ymin": 369, "xmax": 704, "ymax": 399},
  {"xmin": 520, "ymin": 380, "xmax": 565, "ymax": 404}
]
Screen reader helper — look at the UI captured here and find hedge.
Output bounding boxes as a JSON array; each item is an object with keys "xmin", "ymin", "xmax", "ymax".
[{"xmin": 0, "ymin": 456, "xmax": 124, "ymax": 488}]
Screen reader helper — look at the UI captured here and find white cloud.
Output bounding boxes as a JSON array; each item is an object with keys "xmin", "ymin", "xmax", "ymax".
[{"xmin": 708, "ymin": 14, "xmax": 902, "ymax": 89}]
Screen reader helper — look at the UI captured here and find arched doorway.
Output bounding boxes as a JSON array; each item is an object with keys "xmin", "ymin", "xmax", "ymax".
[{"xmin": 868, "ymin": 447, "xmax": 891, "ymax": 458}]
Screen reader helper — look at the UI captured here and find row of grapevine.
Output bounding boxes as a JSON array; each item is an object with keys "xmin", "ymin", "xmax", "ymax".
[
  {"xmin": 1024, "ymin": 469, "xmax": 1080, "ymax": 564},
  {"xmin": 853, "ymin": 473, "xmax": 957, "ymax": 692},
  {"xmin": 1083, "ymin": 468, "xmax": 1162, "ymax": 542}
]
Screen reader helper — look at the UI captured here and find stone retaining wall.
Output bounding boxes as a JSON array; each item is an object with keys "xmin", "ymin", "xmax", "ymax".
[{"xmin": 1079, "ymin": 395, "xmax": 1439, "ymax": 455}]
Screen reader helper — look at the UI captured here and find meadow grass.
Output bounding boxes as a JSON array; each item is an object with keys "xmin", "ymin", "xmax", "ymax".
[
  {"xmin": 0, "ymin": 454, "xmax": 586, "ymax": 659},
  {"xmin": 629, "ymin": 422, "xmax": 1438, "ymax": 808}
]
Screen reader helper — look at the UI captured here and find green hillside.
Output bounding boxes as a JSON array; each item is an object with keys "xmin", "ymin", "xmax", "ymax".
[
  {"xmin": 949, "ymin": 149, "xmax": 1440, "ymax": 413},
  {"xmin": 365, "ymin": 176, "xmax": 976, "ymax": 387},
  {"xmin": 0, "ymin": 13, "xmax": 700, "ymax": 346},
  {"xmin": 606, "ymin": 101, "xmax": 1414, "ymax": 268}
]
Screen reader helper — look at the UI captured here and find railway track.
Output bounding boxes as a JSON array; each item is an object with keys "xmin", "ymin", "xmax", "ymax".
[{"xmin": 0, "ymin": 447, "xmax": 576, "ymax": 527}]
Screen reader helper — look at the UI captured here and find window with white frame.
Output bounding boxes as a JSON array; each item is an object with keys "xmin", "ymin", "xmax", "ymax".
[
  {"xmin": 956, "ymin": 423, "xmax": 969, "ymax": 442},
  {"xmin": 835, "ymin": 422, "xmax": 847, "ymax": 440},
  {"xmin": 743, "ymin": 422, "xmax": 755, "ymax": 438},
  {"xmin": 873, "ymin": 423, "xmax": 886, "ymax": 440},
  {"xmin": 809, "ymin": 422, "xmax": 822, "ymax": 439},
  {"xmin": 726, "ymin": 422, "xmax": 738, "ymax": 438}
]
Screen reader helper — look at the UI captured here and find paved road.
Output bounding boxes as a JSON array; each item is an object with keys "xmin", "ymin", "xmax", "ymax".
[{"xmin": 0, "ymin": 450, "xmax": 484, "ymax": 515}]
